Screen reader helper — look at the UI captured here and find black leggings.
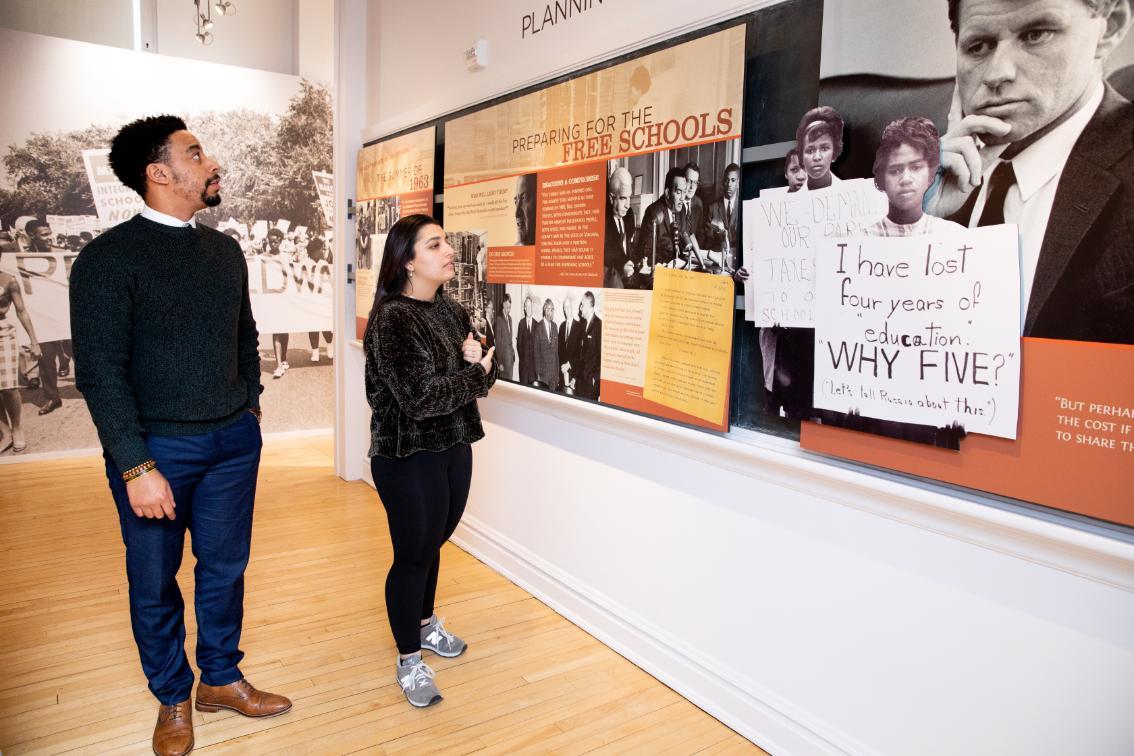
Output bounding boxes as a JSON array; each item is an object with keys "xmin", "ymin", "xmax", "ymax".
[{"xmin": 370, "ymin": 443, "xmax": 472, "ymax": 654}]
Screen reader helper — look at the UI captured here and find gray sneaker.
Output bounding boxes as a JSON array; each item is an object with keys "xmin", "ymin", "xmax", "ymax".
[
  {"xmin": 395, "ymin": 656, "xmax": 442, "ymax": 708},
  {"xmin": 420, "ymin": 616, "xmax": 467, "ymax": 658}
]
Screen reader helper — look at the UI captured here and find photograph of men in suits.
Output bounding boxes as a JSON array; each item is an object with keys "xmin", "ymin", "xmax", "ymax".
[
  {"xmin": 532, "ymin": 298, "xmax": 560, "ymax": 391},
  {"xmin": 934, "ymin": 0, "xmax": 1134, "ymax": 345},
  {"xmin": 558, "ymin": 294, "xmax": 582, "ymax": 394},
  {"xmin": 516, "ymin": 295, "xmax": 538, "ymax": 385},
  {"xmin": 638, "ymin": 167, "xmax": 690, "ymax": 277},
  {"xmin": 514, "ymin": 173, "xmax": 537, "ymax": 246},
  {"xmin": 493, "ymin": 292, "xmax": 515, "ymax": 380},
  {"xmin": 576, "ymin": 291, "xmax": 602, "ymax": 400},
  {"xmin": 603, "ymin": 167, "xmax": 642, "ymax": 288}
]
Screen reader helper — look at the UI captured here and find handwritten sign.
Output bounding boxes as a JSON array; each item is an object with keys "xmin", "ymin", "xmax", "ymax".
[
  {"xmin": 745, "ymin": 179, "xmax": 887, "ymax": 326},
  {"xmin": 812, "ymin": 225, "xmax": 1021, "ymax": 439}
]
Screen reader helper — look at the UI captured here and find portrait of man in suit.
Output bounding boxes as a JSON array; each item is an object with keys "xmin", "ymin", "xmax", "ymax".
[
  {"xmin": 603, "ymin": 166, "xmax": 641, "ymax": 288},
  {"xmin": 493, "ymin": 292, "xmax": 515, "ymax": 380},
  {"xmin": 638, "ymin": 166, "xmax": 690, "ymax": 277},
  {"xmin": 576, "ymin": 291, "xmax": 603, "ymax": 400},
  {"xmin": 558, "ymin": 293, "xmax": 582, "ymax": 393},
  {"xmin": 516, "ymin": 295, "xmax": 538, "ymax": 385},
  {"xmin": 705, "ymin": 163, "xmax": 741, "ymax": 269},
  {"xmin": 532, "ymin": 298, "xmax": 560, "ymax": 391},
  {"xmin": 934, "ymin": 0, "xmax": 1134, "ymax": 345}
]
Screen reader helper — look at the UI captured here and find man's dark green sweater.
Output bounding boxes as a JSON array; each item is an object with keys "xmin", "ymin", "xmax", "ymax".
[{"xmin": 70, "ymin": 215, "xmax": 262, "ymax": 473}]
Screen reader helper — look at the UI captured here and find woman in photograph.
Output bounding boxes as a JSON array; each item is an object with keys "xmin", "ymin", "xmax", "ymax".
[
  {"xmin": 796, "ymin": 105, "xmax": 844, "ymax": 191},
  {"xmin": 363, "ymin": 214, "xmax": 496, "ymax": 708}
]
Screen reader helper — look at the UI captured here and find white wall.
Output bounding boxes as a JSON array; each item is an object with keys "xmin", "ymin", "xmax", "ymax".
[
  {"xmin": 153, "ymin": 0, "xmax": 296, "ymax": 74},
  {"xmin": 343, "ymin": 1, "xmax": 1134, "ymax": 753},
  {"xmin": 0, "ymin": 0, "xmax": 334, "ymax": 80},
  {"xmin": 365, "ymin": 0, "xmax": 771, "ymax": 139},
  {"xmin": 0, "ymin": 0, "xmax": 134, "ymax": 48}
]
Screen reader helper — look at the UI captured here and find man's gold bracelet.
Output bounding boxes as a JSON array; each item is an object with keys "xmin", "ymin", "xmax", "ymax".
[{"xmin": 122, "ymin": 460, "xmax": 157, "ymax": 483}]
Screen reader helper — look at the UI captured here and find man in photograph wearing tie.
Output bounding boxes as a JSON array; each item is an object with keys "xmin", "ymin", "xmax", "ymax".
[
  {"xmin": 577, "ymin": 291, "xmax": 603, "ymax": 400},
  {"xmin": 532, "ymin": 298, "xmax": 560, "ymax": 391},
  {"xmin": 516, "ymin": 295, "xmax": 538, "ymax": 385},
  {"xmin": 638, "ymin": 167, "xmax": 689, "ymax": 280},
  {"xmin": 683, "ymin": 162, "xmax": 706, "ymax": 248},
  {"xmin": 558, "ymin": 294, "xmax": 582, "ymax": 393},
  {"xmin": 933, "ymin": 0, "xmax": 1134, "ymax": 345},
  {"xmin": 603, "ymin": 167, "xmax": 639, "ymax": 288},
  {"xmin": 493, "ymin": 292, "xmax": 515, "ymax": 380},
  {"xmin": 706, "ymin": 163, "xmax": 741, "ymax": 270}
]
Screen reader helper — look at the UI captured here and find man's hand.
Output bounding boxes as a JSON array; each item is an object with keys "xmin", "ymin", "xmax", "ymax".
[
  {"xmin": 622, "ymin": 260, "xmax": 635, "ymax": 279},
  {"xmin": 28, "ymin": 343, "xmax": 42, "ymax": 360},
  {"xmin": 929, "ymin": 114, "xmax": 1012, "ymax": 218},
  {"xmin": 733, "ymin": 266, "xmax": 750, "ymax": 283},
  {"xmin": 126, "ymin": 469, "xmax": 176, "ymax": 520},
  {"xmin": 462, "ymin": 332, "xmax": 483, "ymax": 364}
]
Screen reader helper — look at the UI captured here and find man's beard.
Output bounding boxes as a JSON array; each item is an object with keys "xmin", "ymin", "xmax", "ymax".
[{"xmin": 202, "ymin": 190, "xmax": 222, "ymax": 208}]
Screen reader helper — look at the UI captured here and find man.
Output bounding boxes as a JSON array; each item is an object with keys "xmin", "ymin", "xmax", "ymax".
[
  {"xmin": 493, "ymin": 292, "xmax": 515, "ymax": 379},
  {"xmin": 70, "ymin": 115, "xmax": 291, "ymax": 756},
  {"xmin": 683, "ymin": 162, "xmax": 706, "ymax": 247},
  {"xmin": 934, "ymin": 0, "xmax": 1134, "ymax": 344},
  {"xmin": 865, "ymin": 117, "xmax": 966, "ymax": 237},
  {"xmin": 603, "ymin": 166, "xmax": 639, "ymax": 288},
  {"xmin": 532, "ymin": 298, "xmax": 560, "ymax": 391},
  {"xmin": 514, "ymin": 173, "xmax": 537, "ymax": 245},
  {"xmin": 558, "ymin": 293, "xmax": 582, "ymax": 393},
  {"xmin": 515, "ymin": 295, "xmax": 537, "ymax": 384},
  {"xmin": 576, "ymin": 291, "xmax": 603, "ymax": 400},
  {"xmin": 638, "ymin": 167, "xmax": 689, "ymax": 277},
  {"xmin": 705, "ymin": 163, "xmax": 741, "ymax": 269},
  {"xmin": 24, "ymin": 219, "xmax": 69, "ymax": 414}
]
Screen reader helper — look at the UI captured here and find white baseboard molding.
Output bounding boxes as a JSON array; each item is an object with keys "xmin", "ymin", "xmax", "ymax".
[{"xmin": 452, "ymin": 514, "xmax": 875, "ymax": 756}]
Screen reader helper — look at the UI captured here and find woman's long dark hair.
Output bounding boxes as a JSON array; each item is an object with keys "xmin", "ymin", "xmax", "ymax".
[{"xmin": 365, "ymin": 213, "xmax": 440, "ymax": 335}]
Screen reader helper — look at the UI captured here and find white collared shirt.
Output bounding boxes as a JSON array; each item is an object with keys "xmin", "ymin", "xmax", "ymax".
[
  {"xmin": 966, "ymin": 81, "xmax": 1104, "ymax": 326},
  {"xmin": 141, "ymin": 205, "xmax": 196, "ymax": 228}
]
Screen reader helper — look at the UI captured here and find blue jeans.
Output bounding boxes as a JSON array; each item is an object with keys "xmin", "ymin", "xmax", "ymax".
[{"xmin": 104, "ymin": 411, "xmax": 262, "ymax": 705}]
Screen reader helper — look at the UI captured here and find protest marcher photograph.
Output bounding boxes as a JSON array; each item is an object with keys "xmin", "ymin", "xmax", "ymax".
[{"xmin": 0, "ymin": 29, "xmax": 334, "ymax": 458}]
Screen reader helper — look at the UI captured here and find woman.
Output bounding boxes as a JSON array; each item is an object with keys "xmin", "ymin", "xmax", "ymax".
[
  {"xmin": 766, "ymin": 106, "xmax": 847, "ymax": 419},
  {"xmin": 363, "ymin": 214, "xmax": 496, "ymax": 708},
  {"xmin": 795, "ymin": 105, "xmax": 844, "ymax": 191}
]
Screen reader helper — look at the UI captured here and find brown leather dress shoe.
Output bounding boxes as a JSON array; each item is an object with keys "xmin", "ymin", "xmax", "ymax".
[
  {"xmin": 153, "ymin": 699, "xmax": 194, "ymax": 756},
  {"xmin": 195, "ymin": 678, "xmax": 292, "ymax": 718}
]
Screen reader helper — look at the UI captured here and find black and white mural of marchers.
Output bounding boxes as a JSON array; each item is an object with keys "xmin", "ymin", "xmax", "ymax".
[{"xmin": 0, "ymin": 28, "xmax": 333, "ymax": 459}]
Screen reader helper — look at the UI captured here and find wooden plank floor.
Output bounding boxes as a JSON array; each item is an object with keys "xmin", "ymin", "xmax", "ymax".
[{"xmin": 0, "ymin": 436, "xmax": 764, "ymax": 755}]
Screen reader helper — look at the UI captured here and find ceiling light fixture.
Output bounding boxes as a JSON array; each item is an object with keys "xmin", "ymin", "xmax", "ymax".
[
  {"xmin": 214, "ymin": 1, "xmax": 237, "ymax": 17},
  {"xmin": 193, "ymin": 0, "xmax": 226, "ymax": 45}
]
